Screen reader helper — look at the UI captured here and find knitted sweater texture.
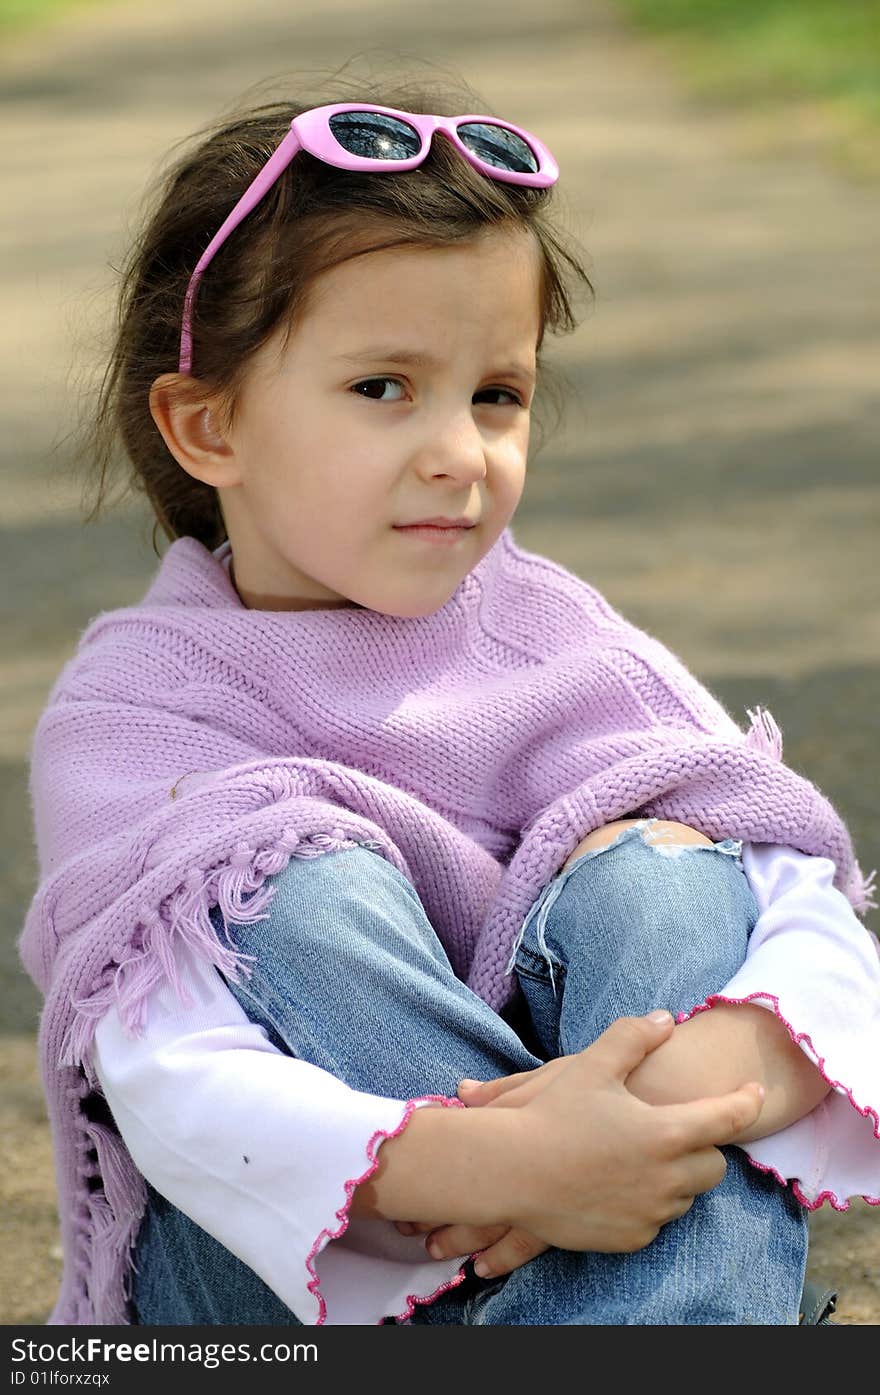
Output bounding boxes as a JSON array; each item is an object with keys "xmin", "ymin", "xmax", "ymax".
[{"xmin": 19, "ymin": 526, "xmax": 875, "ymax": 1324}]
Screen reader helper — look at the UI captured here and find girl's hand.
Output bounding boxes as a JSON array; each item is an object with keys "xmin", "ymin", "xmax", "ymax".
[
  {"xmin": 374, "ymin": 1015, "xmax": 763, "ymax": 1256},
  {"xmin": 389, "ymin": 1025, "xmax": 695, "ymax": 1275},
  {"xmin": 394, "ymin": 1219, "xmax": 549, "ymax": 1278},
  {"xmin": 456, "ymin": 1014, "xmax": 765, "ymax": 1254}
]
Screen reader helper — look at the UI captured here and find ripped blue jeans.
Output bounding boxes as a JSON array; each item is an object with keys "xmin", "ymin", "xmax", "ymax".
[{"xmin": 131, "ymin": 819, "xmax": 807, "ymax": 1326}]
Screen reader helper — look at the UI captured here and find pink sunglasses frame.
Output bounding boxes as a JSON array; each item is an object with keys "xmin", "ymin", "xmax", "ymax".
[{"xmin": 178, "ymin": 101, "xmax": 559, "ymax": 374}]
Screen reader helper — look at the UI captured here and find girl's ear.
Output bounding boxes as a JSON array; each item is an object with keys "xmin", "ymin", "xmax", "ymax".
[{"xmin": 149, "ymin": 374, "xmax": 241, "ymax": 487}]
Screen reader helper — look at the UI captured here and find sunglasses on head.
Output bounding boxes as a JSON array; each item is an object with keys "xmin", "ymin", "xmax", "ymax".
[{"xmin": 178, "ymin": 102, "xmax": 559, "ymax": 374}]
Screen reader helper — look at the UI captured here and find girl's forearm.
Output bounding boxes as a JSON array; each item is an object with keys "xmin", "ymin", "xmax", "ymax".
[
  {"xmin": 349, "ymin": 1103, "xmax": 526, "ymax": 1224},
  {"xmin": 624, "ymin": 1001, "xmax": 831, "ymax": 1141}
]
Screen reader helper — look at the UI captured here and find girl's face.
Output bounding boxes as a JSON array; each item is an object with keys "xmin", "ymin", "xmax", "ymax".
[{"xmin": 183, "ymin": 224, "xmax": 542, "ymax": 615}]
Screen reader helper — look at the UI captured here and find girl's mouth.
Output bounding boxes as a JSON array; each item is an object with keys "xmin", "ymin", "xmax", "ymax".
[{"xmin": 393, "ymin": 524, "xmax": 473, "ymax": 544}]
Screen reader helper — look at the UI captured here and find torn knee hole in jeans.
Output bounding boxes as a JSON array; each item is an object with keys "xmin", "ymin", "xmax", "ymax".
[
  {"xmin": 634, "ymin": 822, "xmax": 743, "ymax": 860},
  {"xmin": 505, "ymin": 818, "xmax": 744, "ymax": 993}
]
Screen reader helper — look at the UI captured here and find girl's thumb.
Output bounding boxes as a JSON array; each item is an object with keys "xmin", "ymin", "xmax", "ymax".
[{"xmin": 588, "ymin": 1010, "xmax": 675, "ymax": 1080}]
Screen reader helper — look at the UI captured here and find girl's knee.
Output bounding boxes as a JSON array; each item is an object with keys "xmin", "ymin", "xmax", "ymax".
[
  {"xmin": 262, "ymin": 840, "xmax": 418, "ymax": 917},
  {"xmin": 237, "ymin": 841, "xmax": 454, "ymax": 991},
  {"xmin": 267, "ymin": 839, "xmax": 399, "ymax": 892},
  {"xmin": 561, "ymin": 818, "xmax": 714, "ymax": 871},
  {"xmin": 211, "ymin": 841, "xmax": 420, "ymax": 952},
  {"xmin": 583, "ymin": 825, "xmax": 756, "ymax": 951},
  {"xmin": 524, "ymin": 820, "xmax": 759, "ymax": 997}
]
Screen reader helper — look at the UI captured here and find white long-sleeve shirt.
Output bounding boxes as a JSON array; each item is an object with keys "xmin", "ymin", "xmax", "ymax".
[{"xmin": 92, "ymin": 841, "xmax": 880, "ymax": 1325}]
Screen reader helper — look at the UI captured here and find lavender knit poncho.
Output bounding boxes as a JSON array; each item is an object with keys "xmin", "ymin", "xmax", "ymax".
[{"xmin": 19, "ymin": 525, "xmax": 876, "ymax": 1324}]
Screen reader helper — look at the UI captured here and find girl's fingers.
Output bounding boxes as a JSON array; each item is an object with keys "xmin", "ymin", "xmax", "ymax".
[
  {"xmin": 394, "ymin": 1220, "xmax": 434, "ymax": 1236},
  {"xmin": 457, "ymin": 1073, "xmax": 528, "ymax": 1103},
  {"xmin": 661, "ymin": 1081, "xmax": 765, "ymax": 1154},
  {"xmin": 458, "ymin": 1057, "xmax": 568, "ymax": 1106},
  {"xmin": 423, "ymin": 1222, "xmax": 549, "ymax": 1278},
  {"xmin": 424, "ymin": 1223, "xmax": 508, "ymax": 1260},
  {"xmin": 470, "ymin": 1228, "xmax": 550, "ymax": 1279},
  {"xmin": 459, "ymin": 1013, "xmax": 679, "ymax": 1109},
  {"xmin": 674, "ymin": 1144, "xmax": 729, "ymax": 1199}
]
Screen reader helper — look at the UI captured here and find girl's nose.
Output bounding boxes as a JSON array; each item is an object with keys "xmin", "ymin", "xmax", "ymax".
[{"xmin": 413, "ymin": 410, "xmax": 488, "ymax": 484}]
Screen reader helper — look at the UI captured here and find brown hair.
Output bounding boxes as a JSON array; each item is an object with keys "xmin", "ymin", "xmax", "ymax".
[{"xmin": 72, "ymin": 57, "xmax": 593, "ymax": 555}]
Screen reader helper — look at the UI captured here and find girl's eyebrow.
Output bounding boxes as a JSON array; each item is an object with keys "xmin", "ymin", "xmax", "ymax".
[{"xmin": 334, "ymin": 346, "xmax": 536, "ymax": 384}]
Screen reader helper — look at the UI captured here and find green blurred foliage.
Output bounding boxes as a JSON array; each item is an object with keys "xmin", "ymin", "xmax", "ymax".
[
  {"xmin": 617, "ymin": 0, "xmax": 880, "ymax": 171},
  {"xmin": 0, "ymin": 0, "xmax": 111, "ymax": 37}
]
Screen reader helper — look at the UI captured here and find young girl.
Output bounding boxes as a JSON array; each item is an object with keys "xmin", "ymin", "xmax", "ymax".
[{"xmin": 20, "ymin": 70, "xmax": 880, "ymax": 1329}]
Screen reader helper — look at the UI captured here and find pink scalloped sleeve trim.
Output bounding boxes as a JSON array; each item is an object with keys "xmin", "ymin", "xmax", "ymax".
[
  {"xmin": 677, "ymin": 991, "xmax": 880, "ymax": 1211},
  {"xmin": 391, "ymin": 1263, "xmax": 471, "ymax": 1324},
  {"xmin": 305, "ymin": 1094, "xmax": 469, "ymax": 1325}
]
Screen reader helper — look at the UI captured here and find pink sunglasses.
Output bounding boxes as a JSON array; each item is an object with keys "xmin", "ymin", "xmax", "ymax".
[{"xmin": 178, "ymin": 101, "xmax": 559, "ymax": 374}]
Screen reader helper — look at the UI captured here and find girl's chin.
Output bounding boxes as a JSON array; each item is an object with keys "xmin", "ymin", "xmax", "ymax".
[{"xmin": 352, "ymin": 581, "xmax": 459, "ymax": 619}]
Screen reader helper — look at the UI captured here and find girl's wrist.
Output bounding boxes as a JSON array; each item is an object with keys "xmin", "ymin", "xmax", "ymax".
[{"xmin": 349, "ymin": 1098, "xmax": 531, "ymax": 1226}]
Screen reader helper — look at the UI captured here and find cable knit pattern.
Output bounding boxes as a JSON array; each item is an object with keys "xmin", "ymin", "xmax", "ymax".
[{"xmin": 18, "ymin": 524, "xmax": 876, "ymax": 1324}]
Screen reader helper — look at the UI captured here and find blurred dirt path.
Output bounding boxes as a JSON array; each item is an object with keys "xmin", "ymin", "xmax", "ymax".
[{"xmin": 2, "ymin": 0, "xmax": 878, "ymax": 1325}]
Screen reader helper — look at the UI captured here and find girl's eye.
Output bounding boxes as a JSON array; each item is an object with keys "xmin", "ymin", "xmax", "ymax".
[
  {"xmin": 476, "ymin": 387, "xmax": 524, "ymax": 407},
  {"xmin": 352, "ymin": 378, "xmax": 524, "ymax": 407},
  {"xmin": 352, "ymin": 377, "xmax": 406, "ymax": 402}
]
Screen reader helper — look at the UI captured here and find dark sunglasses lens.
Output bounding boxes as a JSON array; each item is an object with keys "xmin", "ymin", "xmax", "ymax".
[
  {"xmin": 328, "ymin": 111, "xmax": 422, "ymax": 160},
  {"xmin": 457, "ymin": 122, "xmax": 539, "ymax": 175}
]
